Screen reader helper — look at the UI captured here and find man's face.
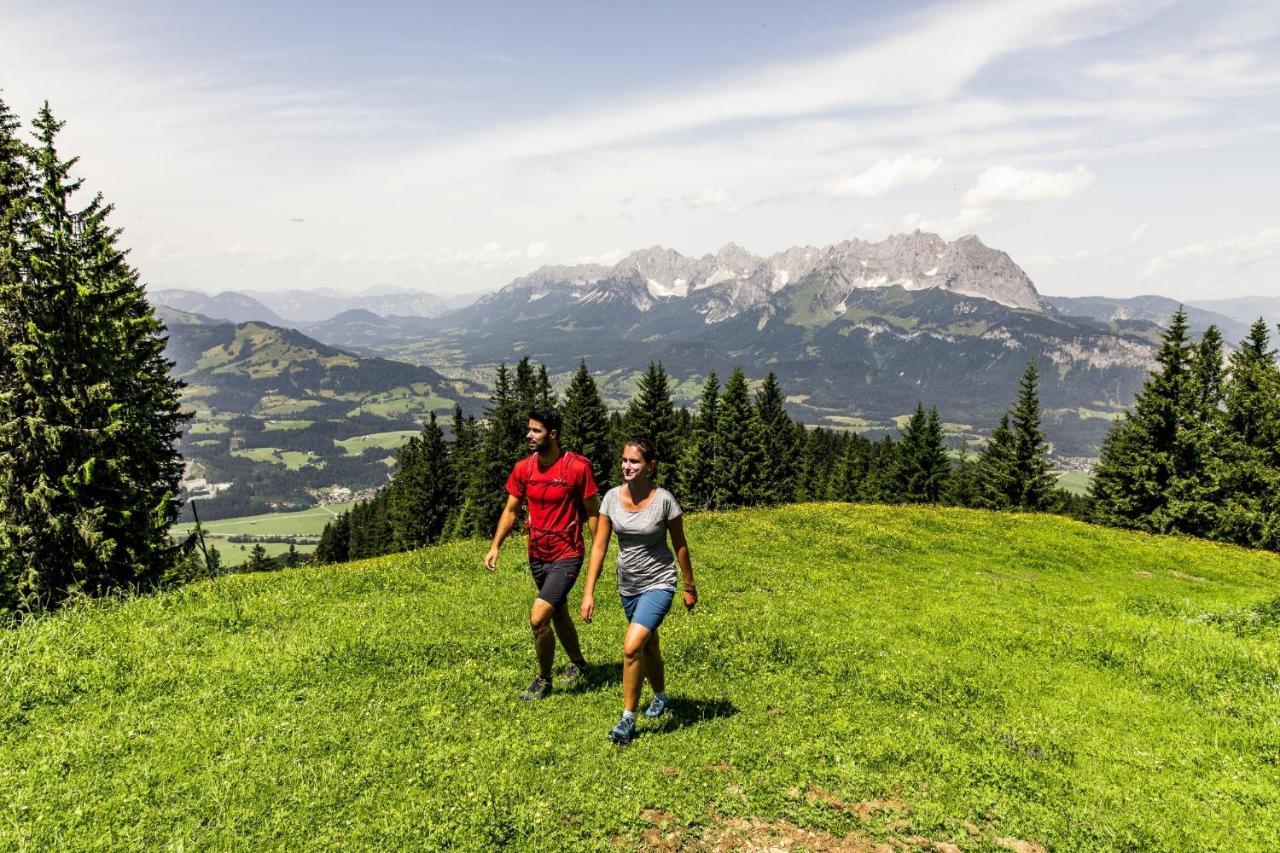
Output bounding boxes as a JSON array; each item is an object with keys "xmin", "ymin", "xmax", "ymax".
[{"xmin": 527, "ymin": 419, "xmax": 554, "ymax": 454}]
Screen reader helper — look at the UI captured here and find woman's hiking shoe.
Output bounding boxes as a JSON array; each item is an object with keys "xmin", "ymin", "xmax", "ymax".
[
  {"xmin": 520, "ymin": 676, "xmax": 552, "ymax": 701},
  {"xmin": 644, "ymin": 695, "xmax": 669, "ymax": 718},
  {"xmin": 609, "ymin": 715, "xmax": 637, "ymax": 745},
  {"xmin": 563, "ymin": 661, "xmax": 587, "ymax": 685}
]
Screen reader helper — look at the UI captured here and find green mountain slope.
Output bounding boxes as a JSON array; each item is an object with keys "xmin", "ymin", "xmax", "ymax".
[
  {"xmin": 163, "ymin": 315, "xmax": 486, "ymax": 512},
  {"xmin": 3, "ymin": 506, "xmax": 1278, "ymax": 849}
]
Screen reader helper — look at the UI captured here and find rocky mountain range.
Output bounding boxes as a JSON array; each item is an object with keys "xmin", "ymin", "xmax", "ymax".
[
  {"xmin": 1045, "ymin": 295, "xmax": 1250, "ymax": 344},
  {"xmin": 274, "ymin": 232, "xmax": 1153, "ymax": 457}
]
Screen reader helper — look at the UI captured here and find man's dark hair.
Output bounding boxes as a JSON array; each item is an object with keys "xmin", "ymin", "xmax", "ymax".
[{"xmin": 529, "ymin": 406, "xmax": 562, "ymax": 436}]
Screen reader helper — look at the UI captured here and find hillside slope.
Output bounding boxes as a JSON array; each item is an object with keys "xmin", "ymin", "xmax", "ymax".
[{"xmin": 3, "ymin": 506, "xmax": 1279, "ymax": 849}]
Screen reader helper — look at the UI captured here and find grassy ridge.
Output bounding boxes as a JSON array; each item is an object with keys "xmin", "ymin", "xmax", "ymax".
[{"xmin": 3, "ymin": 505, "xmax": 1279, "ymax": 849}]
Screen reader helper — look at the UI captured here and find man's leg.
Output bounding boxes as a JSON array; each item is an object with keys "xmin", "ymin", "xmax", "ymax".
[
  {"xmin": 551, "ymin": 604, "xmax": 586, "ymax": 666},
  {"xmin": 530, "ymin": 598, "xmax": 556, "ymax": 679}
]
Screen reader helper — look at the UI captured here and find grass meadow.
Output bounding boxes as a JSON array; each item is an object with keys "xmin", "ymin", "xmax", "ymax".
[{"xmin": 3, "ymin": 504, "xmax": 1279, "ymax": 849}]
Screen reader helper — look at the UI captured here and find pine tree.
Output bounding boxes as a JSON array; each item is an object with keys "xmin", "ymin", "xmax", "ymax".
[
  {"xmin": 858, "ymin": 436, "xmax": 900, "ymax": 503},
  {"xmin": 895, "ymin": 404, "xmax": 949, "ymax": 503},
  {"xmin": 461, "ymin": 363, "xmax": 525, "ymax": 536},
  {"xmin": 443, "ymin": 406, "xmax": 480, "ymax": 540},
  {"xmin": 0, "ymin": 103, "xmax": 187, "ymax": 613},
  {"xmin": 390, "ymin": 411, "xmax": 455, "ymax": 550},
  {"xmin": 714, "ymin": 369, "xmax": 765, "ymax": 508},
  {"xmin": 1168, "ymin": 326, "xmax": 1228, "ymax": 537},
  {"xmin": 976, "ymin": 414, "xmax": 1017, "ymax": 509},
  {"xmin": 1215, "ymin": 319, "xmax": 1280, "ymax": 548},
  {"xmin": 624, "ymin": 362, "xmax": 681, "ymax": 480},
  {"xmin": 284, "ymin": 542, "xmax": 302, "ymax": 568},
  {"xmin": 1008, "ymin": 360, "xmax": 1055, "ymax": 510},
  {"xmin": 560, "ymin": 360, "xmax": 611, "ymax": 489},
  {"xmin": 514, "ymin": 356, "xmax": 538, "ymax": 414},
  {"xmin": 755, "ymin": 372, "xmax": 798, "ymax": 504},
  {"xmin": 1091, "ymin": 309, "xmax": 1196, "ymax": 532},
  {"xmin": 675, "ymin": 371, "xmax": 720, "ymax": 510},
  {"xmin": 247, "ymin": 543, "xmax": 271, "ymax": 572},
  {"xmin": 535, "ymin": 363, "xmax": 557, "ymax": 408},
  {"xmin": 315, "ymin": 512, "xmax": 351, "ymax": 564}
]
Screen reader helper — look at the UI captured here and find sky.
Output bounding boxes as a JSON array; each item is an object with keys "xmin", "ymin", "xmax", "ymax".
[{"xmin": 3, "ymin": 0, "xmax": 1279, "ymax": 301}]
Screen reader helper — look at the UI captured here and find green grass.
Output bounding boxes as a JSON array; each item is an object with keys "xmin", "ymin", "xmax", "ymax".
[
  {"xmin": 230, "ymin": 448, "xmax": 324, "ymax": 470},
  {"xmin": 187, "ymin": 421, "xmax": 229, "ymax": 435},
  {"xmin": 3, "ymin": 505, "xmax": 1279, "ymax": 849},
  {"xmin": 173, "ymin": 501, "xmax": 355, "ymax": 539},
  {"xmin": 220, "ymin": 540, "xmax": 317, "ymax": 564},
  {"xmin": 1056, "ymin": 470, "xmax": 1094, "ymax": 496},
  {"xmin": 334, "ymin": 430, "xmax": 418, "ymax": 456},
  {"xmin": 263, "ymin": 419, "xmax": 314, "ymax": 432}
]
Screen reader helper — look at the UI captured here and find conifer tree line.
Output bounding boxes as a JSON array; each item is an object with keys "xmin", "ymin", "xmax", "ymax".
[
  {"xmin": 1091, "ymin": 310, "xmax": 1280, "ymax": 550},
  {"xmin": 0, "ymin": 98, "xmax": 187, "ymax": 619},
  {"xmin": 316, "ymin": 355, "xmax": 1076, "ymax": 564}
]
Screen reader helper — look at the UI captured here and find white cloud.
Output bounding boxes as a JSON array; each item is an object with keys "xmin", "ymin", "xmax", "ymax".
[
  {"xmin": 1128, "ymin": 224, "xmax": 1149, "ymax": 244},
  {"xmin": 660, "ymin": 187, "xmax": 740, "ymax": 214},
  {"xmin": 902, "ymin": 207, "xmax": 995, "ymax": 238},
  {"xmin": 822, "ymin": 154, "xmax": 942, "ymax": 198},
  {"xmin": 1143, "ymin": 226, "xmax": 1280, "ymax": 277},
  {"xmin": 962, "ymin": 164, "xmax": 1096, "ymax": 207},
  {"xmin": 1086, "ymin": 49, "xmax": 1280, "ymax": 98}
]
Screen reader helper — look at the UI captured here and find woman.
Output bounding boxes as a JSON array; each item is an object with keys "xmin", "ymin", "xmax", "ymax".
[{"xmin": 581, "ymin": 437, "xmax": 697, "ymax": 745}]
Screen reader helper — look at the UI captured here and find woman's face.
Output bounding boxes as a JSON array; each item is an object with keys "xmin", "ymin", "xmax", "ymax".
[{"xmin": 620, "ymin": 445, "xmax": 653, "ymax": 483}]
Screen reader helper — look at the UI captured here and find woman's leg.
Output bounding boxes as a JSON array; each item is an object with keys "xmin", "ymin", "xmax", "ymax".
[
  {"xmin": 621, "ymin": 622, "xmax": 652, "ymax": 713},
  {"xmin": 644, "ymin": 629, "xmax": 665, "ymax": 694}
]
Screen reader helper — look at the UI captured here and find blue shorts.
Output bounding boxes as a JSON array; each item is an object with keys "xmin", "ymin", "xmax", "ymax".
[{"xmin": 620, "ymin": 587, "xmax": 675, "ymax": 632}]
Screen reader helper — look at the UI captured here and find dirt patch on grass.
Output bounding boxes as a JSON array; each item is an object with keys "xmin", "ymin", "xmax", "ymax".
[
  {"xmin": 997, "ymin": 838, "xmax": 1047, "ymax": 853},
  {"xmin": 1168, "ymin": 570, "xmax": 1208, "ymax": 582},
  {"xmin": 806, "ymin": 784, "xmax": 909, "ymax": 822},
  {"xmin": 1133, "ymin": 571, "xmax": 1153, "ymax": 578}
]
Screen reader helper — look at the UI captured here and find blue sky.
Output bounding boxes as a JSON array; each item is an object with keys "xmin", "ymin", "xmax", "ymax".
[{"xmin": 3, "ymin": 0, "xmax": 1279, "ymax": 301}]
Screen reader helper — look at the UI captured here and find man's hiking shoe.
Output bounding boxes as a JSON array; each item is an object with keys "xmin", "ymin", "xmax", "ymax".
[
  {"xmin": 564, "ymin": 661, "xmax": 587, "ymax": 685},
  {"xmin": 520, "ymin": 676, "xmax": 552, "ymax": 701},
  {"xmin": 644, "ymin": 695, "xmax": 669, "ymax": 718},
  {"xmin": 609, "ymin": 715, "xmax": 637, "ymax": 745}
]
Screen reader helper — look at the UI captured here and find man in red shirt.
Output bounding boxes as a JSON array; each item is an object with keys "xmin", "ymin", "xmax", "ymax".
[{"xmin": 485, "ymin": 406, "xmax": 601, "ymax": 700}]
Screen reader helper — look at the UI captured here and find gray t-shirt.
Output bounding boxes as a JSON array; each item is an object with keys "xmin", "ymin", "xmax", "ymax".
[{"xmin": 600, "ymin": 486, "xmax": 682, "ymax": 596}]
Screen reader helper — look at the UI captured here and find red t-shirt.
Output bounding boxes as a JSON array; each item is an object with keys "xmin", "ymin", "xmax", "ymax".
[{"xmin": 505, "ymin": 451, "xmax": 599, "ymax": 561}]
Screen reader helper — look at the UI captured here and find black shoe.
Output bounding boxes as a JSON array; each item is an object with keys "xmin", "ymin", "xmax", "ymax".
[
  {"xmin": 520, "ymin": 676, "xmax": 552, "ymax": 701},
  {"xmin": 564, "ymin": 660, "xmax": 588, "ymax": 685}
]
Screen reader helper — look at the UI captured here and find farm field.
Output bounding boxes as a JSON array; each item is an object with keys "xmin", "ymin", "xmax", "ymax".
[
  {"xmin": 1055, "ymin": 470, "xmax": 1093, "ymax": 495},
  {"xmin": 5, "ymin": 505, "xmax": 1279, "ymax": 849},
  {"xmin": 334, "ymin": 430, "xmax": 418, "ymax": 456},
  {"xmin": 172, "ymin": 502, "xmax": 355, "ymax": 564}
]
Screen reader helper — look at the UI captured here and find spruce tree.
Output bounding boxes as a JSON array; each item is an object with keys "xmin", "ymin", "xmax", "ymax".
[
  {"xmin": 1008, "ymin": 360, "xmax": 1055, "ymax": 510},
  {"xmin": 1169, "ymin": 326, "xmax": 1228, "ymax": 537},
  {"xmin": 247, "ymin": 543, "xmax": 271, "ymax": 573},
  {"xmin": 461, "ymin": 363, "xmax": 525, "ymax": 536},
  {"xmin": 675, "ymin": 371, "xmax": 720, "ymax": 510},
  {"xmin": 535, "ymin": 363, "xmax": 557, "ymax": 408},
  {"xmin": 624, "ymin": 362, "xmax": 681, "ymax": 479},
  {"xmin": 315, "ymin": 512, "xmax": 351, "ymax": 564},
  {"xmin": 895, "ymin": 404, "xmax": 949, "ymax": 503},
  {"xmin": 0, "ymin": 103, "xmax": 187, "ymax": 613},
  {"xmin": 390, "ymin": 411, "xmax": 455, "ymax": 550},
  {"xmin": 755, "ymin": 372, "xmax": 798, "ymax": 504},
  {"xmin": 1091, "ymin": 309, "xmax": 1195, "ymax": 532},
  {"xmin": 976, "ymin": 414, "xmax": 1017, "ymax": 509},
  {"xmin": 560, "ymin": 360, "xmax": 611, "ymax": 488},
  {"xmin": 1215, "ymin": 319, "xmax": 1280, "ymax": 548},
  {"xmin": 714, "ymin": 369, "xmax": 765, "ymax": 508},
  {"xmin": 284, "ymin": 542, "xmax": 302, "ymax": 568}
]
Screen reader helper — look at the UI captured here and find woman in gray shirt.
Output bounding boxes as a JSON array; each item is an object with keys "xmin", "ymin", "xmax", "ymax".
[{"xmin": 582, "ymin": 437, "xmax": 697, "ymax": 745}]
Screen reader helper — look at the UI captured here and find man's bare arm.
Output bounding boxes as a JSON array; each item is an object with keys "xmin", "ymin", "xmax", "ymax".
[{"xmin": 484, "ymin": 493, "xmax": 523, "ymax": 571}]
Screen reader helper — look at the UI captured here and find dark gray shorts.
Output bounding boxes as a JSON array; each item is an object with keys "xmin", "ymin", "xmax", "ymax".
[{"xmin": 530, "ymin": 557, "xmax": 583, "ymax": 608}]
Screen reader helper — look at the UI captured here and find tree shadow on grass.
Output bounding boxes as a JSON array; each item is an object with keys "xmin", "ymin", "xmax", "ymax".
[{"xmin": 643, "ymin": 697, "xmax": 738, "ymax": 736}]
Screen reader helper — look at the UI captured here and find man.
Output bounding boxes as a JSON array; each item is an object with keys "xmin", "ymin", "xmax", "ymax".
[{"xmin": 485, "ymin": 406, "xmax": 601, "ymax": 700}]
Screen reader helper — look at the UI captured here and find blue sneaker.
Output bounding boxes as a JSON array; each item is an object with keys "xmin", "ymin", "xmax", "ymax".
[
  {"xmin": 644, "ymin": 695, "xmax": 669, "ymax": 718},
  {"xmin": 609, "ymin": 714, "xmax": 637, "ymax": 745},
  {"xmin": 520, "ymin": 676, "xmax": 552, "ymax": 701}
]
